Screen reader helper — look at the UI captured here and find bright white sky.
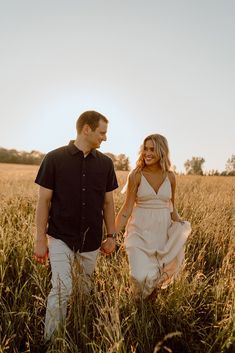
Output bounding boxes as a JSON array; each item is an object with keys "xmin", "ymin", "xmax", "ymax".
[{"xmin": 0, "ymin": 0, "xmax": 234, "ymax": 172}]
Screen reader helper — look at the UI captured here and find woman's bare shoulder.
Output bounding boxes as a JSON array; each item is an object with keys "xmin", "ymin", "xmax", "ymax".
[
  {"xmin": 128, "ymin": 168, "xmax": 141, "ymax": 184},
  {"xmin": 167, "ymin": 170, "xmax": 176, "ymax": 183}
]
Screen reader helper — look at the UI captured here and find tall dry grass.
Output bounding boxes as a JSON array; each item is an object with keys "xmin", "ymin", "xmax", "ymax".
[{"xmin": 0, "ymin": 163, "xmax": 234, "ymax": 353}]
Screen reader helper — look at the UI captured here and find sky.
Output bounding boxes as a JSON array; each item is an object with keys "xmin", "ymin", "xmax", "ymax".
[{"xmin": 0, "ymin": 0, "xmax": 234, "ymax": 173}]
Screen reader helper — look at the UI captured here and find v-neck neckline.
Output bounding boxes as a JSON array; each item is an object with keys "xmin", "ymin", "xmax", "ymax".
[{"xmin": 141, "ymin": 173, "xmax": 168, "ymax": 195}]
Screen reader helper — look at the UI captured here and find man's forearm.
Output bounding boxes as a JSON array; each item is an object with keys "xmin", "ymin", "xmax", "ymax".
[
  {"xmin": 103, "ymin": 202, "xmax": 116, "ymax": 234},
  {"xmin": 35, "ymin": 199, "xmax": 50, "ymax": 240}
]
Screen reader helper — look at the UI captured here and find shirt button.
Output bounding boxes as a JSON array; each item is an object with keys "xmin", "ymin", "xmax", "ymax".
[
  {"xmin": 82, "ymin": 174, "xmax": 86, "ymax": 177},
  {"xmin": 82, "ymin": 188, "xmax": 86, "ymax": 191},
  {"xmin": 82, "ymin": 202, "xmax": 86, "ymax": 206}
]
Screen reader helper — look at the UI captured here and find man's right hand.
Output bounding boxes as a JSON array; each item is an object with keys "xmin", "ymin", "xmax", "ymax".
[{"xmin": 33, "ymin": 236, "xmax": 48, "ymax": 264}]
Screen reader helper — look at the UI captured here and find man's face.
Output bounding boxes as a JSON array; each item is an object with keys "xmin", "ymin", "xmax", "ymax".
[{"xmin": 87, "ymin": 120, "xmax": 108, "ymax": 149}]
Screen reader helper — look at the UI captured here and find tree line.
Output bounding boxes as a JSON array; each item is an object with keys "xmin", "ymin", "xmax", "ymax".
[
  {"xmin": 0, "ymin": 147, "xmax": 130, "ymax": 171},
  {"xmin": 0, "ymin": 147, "xmax": 234, "ymax": 175},
  {"xmin": 0, "ymin": 148, "xmax": 45, "ymax": 165},
  {"xmin": 184, "ymin": 155, "xmax": 235, "ymax": 176}
]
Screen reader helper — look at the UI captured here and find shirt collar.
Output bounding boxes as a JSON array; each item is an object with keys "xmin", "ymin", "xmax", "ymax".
[{"xmin": 68, "ymin": 140, "xmax": 97, "ymax": 158}]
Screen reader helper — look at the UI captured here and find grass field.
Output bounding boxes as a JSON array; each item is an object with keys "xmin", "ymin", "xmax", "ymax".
[{"xmin": 0, "ymin": 163, "xmax": 234, "ymax": 353}]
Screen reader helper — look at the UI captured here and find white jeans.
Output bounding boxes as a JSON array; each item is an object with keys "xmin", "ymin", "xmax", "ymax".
[{"xmin": 44, "ymin": 236, "xmax": 99, "ymax": 341}]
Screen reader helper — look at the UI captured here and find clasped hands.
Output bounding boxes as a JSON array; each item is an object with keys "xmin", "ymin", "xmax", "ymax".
[{"xmin": 100, "ymin": 237, "xmax": 116, "ymax": 255}]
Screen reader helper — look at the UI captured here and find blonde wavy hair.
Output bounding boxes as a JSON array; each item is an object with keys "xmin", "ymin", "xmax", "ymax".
[
  {"xmin": 121, "ymin": 134, "xmax": 172, "ymax": 194},
  {"xmin": 135, "ymin": 134, "xmax": 172, "ymax": 172}
]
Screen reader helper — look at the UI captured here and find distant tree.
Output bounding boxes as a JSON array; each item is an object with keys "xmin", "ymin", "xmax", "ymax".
[
  {"xmin": 0, "ymin": 147, "xmax": 45, "ymax": 165},
  {"xmin": 220, "ymin": 171, "xmax": 228, "ymax": 176},
  {"xmin": 104, "ymin": 152, "xmax": 117, "ymax": 164},
  {"xmin": 225, "ymin": 155, "xmax": 235, "ymax": 175},
  {"xmin": 228, "ymin": 171, "xmax": 235, "ymax": 176},
  {"xmin": 104, "ymin": 152, "xmax": 130, "ymax": 171},
  {"xmin": 0, "ymin": 148, "xmax": 8, "ymax": 162},
  {"xmin": 115, "ymin": 154, "xmax": 130, "ymax": 171},
  {"xmin": 184, "ymin": 157, "xmax": 205, "ymax": 175},
  {"xmin": 172, "ymin": 165, "xmax": 178, "ymax": 174},
  {"xmin": 208, "ymin": 169, "xmax": 220, "ymax": 176}
]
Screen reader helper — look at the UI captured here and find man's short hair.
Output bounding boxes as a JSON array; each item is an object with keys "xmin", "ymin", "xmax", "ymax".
[{"xmin": 76, "ymin": 111, "xmax": 109, "ymax": 133}]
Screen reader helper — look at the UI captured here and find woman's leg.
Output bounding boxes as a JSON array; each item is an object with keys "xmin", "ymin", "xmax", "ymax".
[{"xmin": 127, "ymin": 246, "xmax": 159, "ymax": 299}]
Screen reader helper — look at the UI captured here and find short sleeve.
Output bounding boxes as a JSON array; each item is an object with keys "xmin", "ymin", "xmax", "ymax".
[
  {"xmin": 106, "ymin": 159, "xmax": 118, "ymax": 192},
  {"xmin": 35, "ymin": 152, "xmax": 55, "ymax": 190}
]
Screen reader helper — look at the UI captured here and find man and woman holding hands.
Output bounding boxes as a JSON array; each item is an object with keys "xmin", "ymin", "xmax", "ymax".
[{"xmin": 33, "ymin": 110, "xmax": 191, "ymax": 340}]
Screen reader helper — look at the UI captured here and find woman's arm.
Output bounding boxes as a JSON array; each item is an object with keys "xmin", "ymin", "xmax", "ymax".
[
  {"xmin": 115, "ymin": 170, "xmax": 140, "ymax": 233},
  {"xmin": 168, "ymin": 171, "xmax": 182, "ymax": 222}
]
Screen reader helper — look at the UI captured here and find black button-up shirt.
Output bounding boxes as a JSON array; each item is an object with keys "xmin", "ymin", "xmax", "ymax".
[{"xmin": 35, "ymin": 140, "xmax": 118, "ymax": 252}]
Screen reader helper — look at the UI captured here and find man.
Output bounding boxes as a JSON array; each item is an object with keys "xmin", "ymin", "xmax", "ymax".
[{"xmin": 33, "ymin": 111, "xmax": 118, "ymax": 340}]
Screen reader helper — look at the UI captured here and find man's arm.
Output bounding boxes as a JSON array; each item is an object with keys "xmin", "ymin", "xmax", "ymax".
[
  {"xmin": 33, "ymin": 186, "xmax": 53, "ymax": 264},
  {"xmin": 100, "ymin": 191, "xmax": 116, "ymax": 254}
]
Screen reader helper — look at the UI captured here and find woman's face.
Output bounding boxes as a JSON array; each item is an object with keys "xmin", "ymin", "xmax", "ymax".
[{"xmin": 143, "ymin": 139, "xmax": 160, "ymax": 166}]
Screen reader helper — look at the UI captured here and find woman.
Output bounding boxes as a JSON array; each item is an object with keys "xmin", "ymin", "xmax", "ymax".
[{"xmin": 115, "ymin": 134, "xmax": 191, "ymax": 299}]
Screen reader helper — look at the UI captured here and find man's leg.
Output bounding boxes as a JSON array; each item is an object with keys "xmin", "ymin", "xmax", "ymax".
[
  {"xmin": 76, "ymin": 249, "xmax": 99, "ymax": 293},
  {"xmin": 44, "ymin": 237, "xmax": 74, "ymax": 341}
]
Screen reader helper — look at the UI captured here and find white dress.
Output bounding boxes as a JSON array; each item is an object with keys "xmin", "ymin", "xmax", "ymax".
[{"xmin": 124, "ymin": 174, "xmax": 191, "ymax": 298}]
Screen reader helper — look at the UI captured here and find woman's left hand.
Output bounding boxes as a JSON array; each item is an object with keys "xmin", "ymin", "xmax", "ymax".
[{"xmin": 175, "ymin": 219, "xmax": 185, "ymax": 224}]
